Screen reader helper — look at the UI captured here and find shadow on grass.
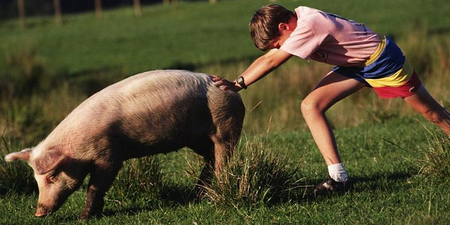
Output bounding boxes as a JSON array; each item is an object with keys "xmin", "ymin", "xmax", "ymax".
[
  {"xmin": 166, "ymin": 55, "xmax": 257, "ymax": 72},
  {"xmin": 100, "ymin": 172, "xmax": 418, "ymax": 218},
  {"xmin": 295, "ymin": 171, "xmax": 415, "ymax": 202},
  {"xmin": 63, "ymin": 66, "xmax": 127, "ymax": 96},
  {"xmin": 0, "ymin": 171, "xmax": 417, "ymax": 221},
  {"xmin": 351, "ymin": 172, "xmax": 414, "ymax": 192},
  {"xmin": 101, "ymin": 183, "xmax": 198, "ymax": 218}
]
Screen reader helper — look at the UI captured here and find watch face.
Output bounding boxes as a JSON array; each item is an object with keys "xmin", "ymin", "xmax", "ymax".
[{"xmin": 237, "ymin": 76, "xmax": 246, "ymax": 89}]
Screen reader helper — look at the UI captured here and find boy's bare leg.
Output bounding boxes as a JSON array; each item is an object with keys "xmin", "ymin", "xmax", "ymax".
[
  {"xmin": 301, "ymin": 71, "xmax": 366, "ymax": 166},
  {"xmin": 404, "ymin": 85, "xmax": 450, "ymax": 135}
]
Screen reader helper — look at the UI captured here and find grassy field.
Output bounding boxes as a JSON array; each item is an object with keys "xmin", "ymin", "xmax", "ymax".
[
  {"xmin": 1, "ymin": 0, "xmax": 450, "ymax": 224},
  {"xmin": 1, "ymin": 118, "xmax": 450, "ymax": 224}
]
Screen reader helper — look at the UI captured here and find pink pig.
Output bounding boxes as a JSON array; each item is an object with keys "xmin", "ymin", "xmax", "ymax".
[{"xmin": 5, "ymin": 70, "xmax": 245, "ymax": 219}]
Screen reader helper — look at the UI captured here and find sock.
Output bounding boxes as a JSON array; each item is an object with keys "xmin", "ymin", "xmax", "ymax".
[{"xmin": 328, "ymin": 163, "xmax": 349, "ymax": 182}]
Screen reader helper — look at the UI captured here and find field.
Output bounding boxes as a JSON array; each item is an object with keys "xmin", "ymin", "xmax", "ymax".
[{"xmin": 1, "ymin": 0, "xmax": 450, "ymax": 224}]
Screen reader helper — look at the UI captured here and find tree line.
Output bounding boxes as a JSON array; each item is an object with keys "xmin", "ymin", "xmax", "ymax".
[{"xmin": 1, "ymin": 0, "xmax": 218, "ymax": 27}]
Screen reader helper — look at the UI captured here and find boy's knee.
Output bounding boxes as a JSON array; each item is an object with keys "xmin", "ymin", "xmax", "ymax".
[{"xmin": 301, "ymin": 99, "xmax": 322, "ymax": 116}]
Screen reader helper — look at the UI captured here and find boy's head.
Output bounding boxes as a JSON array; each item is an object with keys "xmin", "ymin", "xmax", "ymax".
[{"xmin": 250, "ymin": 4, "xmax": 296, "ymax": 51}]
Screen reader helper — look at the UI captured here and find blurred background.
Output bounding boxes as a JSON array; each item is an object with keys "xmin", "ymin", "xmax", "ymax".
[
  {"xmin": 1, "ymin": 0, "xmax": 449, "ymax": 143},
  {"xmin": 0, "ymin": 0, "xmax": 216, "ymax": 20}
]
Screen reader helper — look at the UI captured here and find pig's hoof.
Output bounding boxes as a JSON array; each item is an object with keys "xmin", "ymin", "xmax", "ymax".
[{"xmin": 79, "ymin": 210, "xmax": 103, "ymax": 220}]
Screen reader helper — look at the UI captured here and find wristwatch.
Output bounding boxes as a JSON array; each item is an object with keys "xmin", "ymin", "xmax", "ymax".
[{"xmin": 236, "ymin": 76, "xmax": 247, "ymax": 89}]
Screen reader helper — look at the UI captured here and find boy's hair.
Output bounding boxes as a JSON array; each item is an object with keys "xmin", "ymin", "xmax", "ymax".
[{"xmin": 249, "ymin": 4, "xmax": 295, "ymax": 51}]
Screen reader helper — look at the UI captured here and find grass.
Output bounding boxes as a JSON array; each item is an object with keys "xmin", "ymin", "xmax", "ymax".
[
  {"xmin": 417, "ymin": 132, "xmax": 450, "ymax": 179},
  {"xmin": 1, "ymin": 0, "xmax": 450, "ymax": 224},
  {"xmin": 200, "ymin": 136, "xmax": 304, "ymax": 208},
  {"xmin": 1, "ymin": 118, "xmax": 450, "ymax": 224}
]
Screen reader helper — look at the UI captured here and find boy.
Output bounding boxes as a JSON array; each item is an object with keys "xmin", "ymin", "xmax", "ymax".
[{"xmin": 213, "ymin": 4, "xmax": 450, "ymax": 193}]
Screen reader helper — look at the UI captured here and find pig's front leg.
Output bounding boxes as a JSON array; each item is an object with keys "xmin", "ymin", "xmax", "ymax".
[
  {"xmin": 80, "ymin": 186, "xmax": 105, "ymax": 219},
  {"xmin": 80, "ymin": 163, "xmax": 122, "ymax": 219}
]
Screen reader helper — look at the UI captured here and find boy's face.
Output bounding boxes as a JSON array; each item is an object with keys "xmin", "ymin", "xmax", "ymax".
[{"xmin": 269, "ymin": 17, "xmax": 297, "ymax": 49}]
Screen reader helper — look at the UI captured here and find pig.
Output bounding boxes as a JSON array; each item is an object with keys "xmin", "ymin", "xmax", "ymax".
[{"xmin": 4, "ymin": 70, "xmax": 245, "ymax": 219}]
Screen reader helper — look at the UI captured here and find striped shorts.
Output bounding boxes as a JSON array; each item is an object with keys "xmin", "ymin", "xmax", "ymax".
[{"xmin": 333, "ymin": 36, "xmax": 422, "ymax": 99}]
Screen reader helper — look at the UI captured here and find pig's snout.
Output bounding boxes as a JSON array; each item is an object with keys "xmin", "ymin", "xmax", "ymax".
[
  {"xmin": 35, "ymin": 205, "xmax": 52, "ymax": 217},
  {"xmin": 35, "ymin": 210, "xmax": 49, "ymax": 217}
]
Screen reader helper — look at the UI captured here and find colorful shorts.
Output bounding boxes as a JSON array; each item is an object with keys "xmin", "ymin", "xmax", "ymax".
[{"xmin": 333, "ymin": 36, "xmax": 422, "ymax": 99}]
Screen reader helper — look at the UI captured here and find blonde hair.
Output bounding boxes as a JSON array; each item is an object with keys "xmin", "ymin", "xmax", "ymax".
[{"xmin": 249, "ymin": 4, "xmax": 295, "ymax": 51}]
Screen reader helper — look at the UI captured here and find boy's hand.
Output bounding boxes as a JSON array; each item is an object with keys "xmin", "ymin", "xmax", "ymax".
[{"xmin": 211, "ymin": 75, "xmax": 242, "ymax": 92}]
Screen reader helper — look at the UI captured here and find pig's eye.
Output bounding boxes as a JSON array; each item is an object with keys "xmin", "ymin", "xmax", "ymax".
[{"xmin": 46, "ymin": 173, "xmax": 58, "ymax": 183}]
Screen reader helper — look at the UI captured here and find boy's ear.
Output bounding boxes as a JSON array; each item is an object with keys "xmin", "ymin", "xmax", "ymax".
[{"xmin": 278, "ymin": 23, "xmax": 288, "ymax": 31}]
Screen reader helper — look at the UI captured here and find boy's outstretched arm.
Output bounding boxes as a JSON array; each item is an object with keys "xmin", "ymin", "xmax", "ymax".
[{"xmin": 213, "ymin": 49, "xmax": 292, "ymax": 92}]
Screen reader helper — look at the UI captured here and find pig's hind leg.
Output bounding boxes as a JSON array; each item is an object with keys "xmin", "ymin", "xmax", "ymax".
[
  {"xmin": 211, "ymin": 108, "xmax": 244, "ymax": 176},
  {"xmin": 208, "ymin": 95, "xmax": 245, "ymax": 177},
  {"xmin": 189, "ymin": 124, "xmax": 242, "ymax": 197},
  {"xmin": 80, "ymin": 161, "xmax": 123, "ymax": 219}
]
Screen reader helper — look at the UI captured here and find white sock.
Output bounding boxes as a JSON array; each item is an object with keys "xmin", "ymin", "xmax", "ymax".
[{"xmin": 328, "ymin": 163, "xmax": 349, "ymax": 182}]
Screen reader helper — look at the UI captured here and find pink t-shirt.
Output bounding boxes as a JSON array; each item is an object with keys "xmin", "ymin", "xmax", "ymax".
[{"xmin": 280, "ymin": 6, "xmax": 380, "ymax": 67}]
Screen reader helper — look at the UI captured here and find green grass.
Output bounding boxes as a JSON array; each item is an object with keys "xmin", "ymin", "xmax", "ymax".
[
  {"xmin": 1, "ymin": 0, "xmax": 450, "ymax": 224},
  {"xmin": 1, "ymin": 118, "xmax": 450, "ymax": 224}
]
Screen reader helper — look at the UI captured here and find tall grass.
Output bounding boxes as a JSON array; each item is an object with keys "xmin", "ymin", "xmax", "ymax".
[
  {"xmin": 199, "ymin": 136, "xmax": 305, "ymax": 208},
  {"xmin": 0, "ymin": 132, "xmax": 36, "ymax": 194},
  {"xmin": 417, "ymin": 132, "xmax": 450, "ymax": 179}
]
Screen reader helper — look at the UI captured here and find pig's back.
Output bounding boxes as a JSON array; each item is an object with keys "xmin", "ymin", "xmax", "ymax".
[{"xmin": 45, "ymin": 70, "xmax": 241, "ymax": 156}]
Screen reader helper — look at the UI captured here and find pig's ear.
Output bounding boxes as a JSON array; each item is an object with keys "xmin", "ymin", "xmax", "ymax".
[
  {"xmin": 4, "ymin": 148, "xmax": 33, "ymax": 162},
  {"xmin": 33, "ymin": 148, "xmax": 66, "ymax": 175}
]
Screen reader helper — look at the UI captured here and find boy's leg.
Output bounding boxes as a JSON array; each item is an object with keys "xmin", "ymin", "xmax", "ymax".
[
  {"xmin": 301, "ymin": 71, "xmax": 366, "ymax": 167},
  {"xmin": 302, "ymin": 71, "xmax": 365, "ymax": 193},
  {"xmin": 404, "ymin": 85, "xmax": 450, "ymax": 135}
]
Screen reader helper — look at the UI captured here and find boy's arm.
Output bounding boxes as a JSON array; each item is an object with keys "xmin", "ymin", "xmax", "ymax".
[{"xmin": 213, "ymin": 49, "xmax": 292, "ymax": 92}]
